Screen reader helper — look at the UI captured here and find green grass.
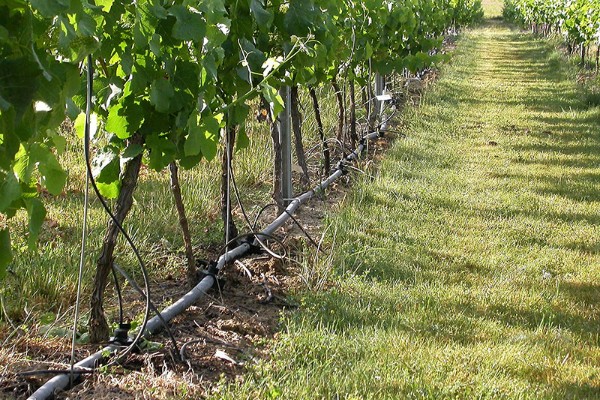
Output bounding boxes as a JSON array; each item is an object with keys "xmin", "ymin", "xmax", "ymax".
[
  {"xmin": 213, "ymin": 21, "xmax": 600, "ymax": 400},
  {"xmin": 482, "ymin": 0, "xmax": 504, "ymax": 18}
]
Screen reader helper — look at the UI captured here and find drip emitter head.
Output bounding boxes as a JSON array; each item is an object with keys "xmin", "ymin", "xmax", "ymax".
[{"xmin": 110, "ymin": 323, "xmax": 133, "ymax": 346}]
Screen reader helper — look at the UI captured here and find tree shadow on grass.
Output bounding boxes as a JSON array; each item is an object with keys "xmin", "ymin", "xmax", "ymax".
[
  {"xmin": 558, "ymin": 281, "xmax": 600, "ymax": 309},
  {"xmin": 552, "ymin": 381, "xmax": 600, "ymax": 399},
  {"xmin": 296, "ymin": 272, "xmax": 599, "ymax": 349}
]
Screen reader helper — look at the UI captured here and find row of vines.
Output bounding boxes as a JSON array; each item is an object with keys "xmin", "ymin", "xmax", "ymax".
[
  {"xmin": 504, "ymin": 0, "xmax": 600, "ymax": 67},
  {"xmin": 0, "ymin": 0, "xmax": 483, "ymax": 343}
]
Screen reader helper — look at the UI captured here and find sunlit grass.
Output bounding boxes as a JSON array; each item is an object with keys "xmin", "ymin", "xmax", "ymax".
[
  {"xmin": 214, "ymin": 21, "xmax": 600, "ymax": 399},
  {"xmin": 482, "ymin": 0, "xmax": 503, "ymax": 18}
]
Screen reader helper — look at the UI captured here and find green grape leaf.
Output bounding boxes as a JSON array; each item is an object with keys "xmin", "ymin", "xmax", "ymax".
[
  {"xmin": 230, "ymin": 103, "xmax": 250, "ymax": 126},
  {"xmin": 74, "ymin": 112, "xmax": 98, "ymax": 139},
  {"xmin": 19, "ymin": 143, "xmax": 65, "ymax": 196},
  {"xmin": 138, "ymin": 339, "xmax": 163, "ymax": 351},
  {"xmin": 29, "ymin": 0, "xmax": 70, "ymax": 18},
  {"xmin": 0, "ymin": 172, "xmax": 21, "ymax": 213},
  {"xmin": 198, "ymin": 116, "xmax": 220, "ymax": 160},
  {"xmin": 198, "ymin": 0, "xmax": 226, "ymax": 19},
  {"xmin": 236, "ymin": 123, "xmax": 249, "ymax": 151},
  {"xmin": 284, "ymin": 0, "xmax": 317, "ymax": 36},
  {"xmin": 25, "ymin": 198, "xmax": 46, "ymax": 249},
  {"xmin": 106, "ymin": 102, "xmax": 143, "ymax": 140},
  {"xmin": 12, "ymin": 145, "xmax": 33, "ymax": 184},
  {"xmin": 106, "ymin": 104, "xmax": 131, "ymax": 139},
  {"xmin": 0, "ymin": 228, "xmax": 11, "ymax": 279},
  {"xmin": 178, "ymin": 154, "xmax": 202, "ymax": 169},
  {"xmin": 260, "ymin": 83, "xmax": 283, "ymax": 118},
  {"xmin": 250, "ymin": 0, "xmax": 273, "ymax": 29},
  {"xmin": 122, "ymin": 143, "xmax": 144, "ymax": 161},
  {"xmin": 0, "ymin": 25, "xmax": 8, "ymax": 43},
  {"xmin": 0, "ymin": 93, "xmax": 11, "ymax": 111},
  {"xmin": 49, "ymin": 133, "xmax": 67, "ymax": 155},
  {"xmin": 130, "ymin": 62, "xmax": 153, "ymax": 94},
  {"xmin": 38, "ymin": 152, "xmax": 67, "ymax": 196},
  {"xmin": 134, "ymin": 3, "xmax": 161, "ymax": 50},
  {"xmin": 74, "ymin": 112, "xmax": 86, "ymax": 139},
  {"xmin": 184, "ymin": 124, "xmax": 203, "ymax": 157},
  {"xmin": 237, "ymin": 38, "xmax": 266, "ymax": 83},
  {"xmin": 75, "ymin": 11, "xmax": 97, "ymax": 37},
  {"xmin": 95, "ymin": 0, "xmax": 114, "ymax": 12},
  {"xmin": 96, "ymin": 181, "xmax": 120, "ymax": 199},
  {"xmin": 146, "ymin": 133, "xmax": 177, "ymax": 170},
  {"xmin": 0, "ymin": 57, "xmax": 42, "ymax": 119},
  {"xmin": 185, "ymin": 113, "xmax": 222, "ymax": 161},
  {"xmin": 149, "ymin": 3, "xmax": 168, "ymax": 19},
  {"xmin": 202, "ymin": 54, "xmax": 218, "ymax": 81},
  {"xmin": 149, "ymin": 34, "xmax": 162, "ymax": 57},
  {"xmin": 92, "ymin": 150, "xmax": 120, "ymax": 184},
  {"xmin": 149, "ymin": 79, "xmax": 174, "ymax": 113},
  {"xmin": 76, "ymin": 332, "xmax": 90, "ymax": 344},
  {"xmin": 170, "ymin": 5, "xmax": 206, "ymax": 42},
  {"xmin": 415, "ymin": 51, "xmax": 432, "ymax": 67},
  {"xmin": 365, "ymin": 42, "xmax": 373, "ymax": 59}
]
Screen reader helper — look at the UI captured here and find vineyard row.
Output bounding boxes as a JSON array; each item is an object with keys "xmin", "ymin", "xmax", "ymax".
[
  {"xmin": 1, "ymin": 0, "xmax": 484, "ymax": 345},
  {"xmin": 503, "ymin": 0, "xmax": 600, "ymax": 67}
]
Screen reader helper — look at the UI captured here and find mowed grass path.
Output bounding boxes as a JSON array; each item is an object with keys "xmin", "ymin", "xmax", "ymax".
[{"xmin": 216, "ymin": 22, "xmax": 600, "ymax": 399}]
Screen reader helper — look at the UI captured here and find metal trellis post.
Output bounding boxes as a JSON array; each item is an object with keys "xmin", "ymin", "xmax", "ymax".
[
  {"xmin": 375, "ymin": 73, "xmax": 385, "ymax": 118},
  {"xmin": 279, "ymin": 85, "xmax": 293, "ymax": 205}
]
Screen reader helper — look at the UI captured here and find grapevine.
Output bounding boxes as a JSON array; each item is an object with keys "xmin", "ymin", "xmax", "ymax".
[
  {"xmin": 504, "ymin": 0, "xmax": 600, "ymax": 66},
  {"xmin": 0, "ymin": 0, "xmax": 484, "ymax": 340}
]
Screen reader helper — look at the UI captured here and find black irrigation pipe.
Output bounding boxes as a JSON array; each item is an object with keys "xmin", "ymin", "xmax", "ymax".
[{"xmin": 27, "ymin": 108, "xmax": 393, "ymax": 400}]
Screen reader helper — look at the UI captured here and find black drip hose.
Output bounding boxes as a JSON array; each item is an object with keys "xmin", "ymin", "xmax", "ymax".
[
  {"xmin": 217, "ymin": 231, "xmax": 288, "ymax": 261},
  {"xmin": 252, "ymin": 203, "xmax": 323, "ymax": 253}
]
